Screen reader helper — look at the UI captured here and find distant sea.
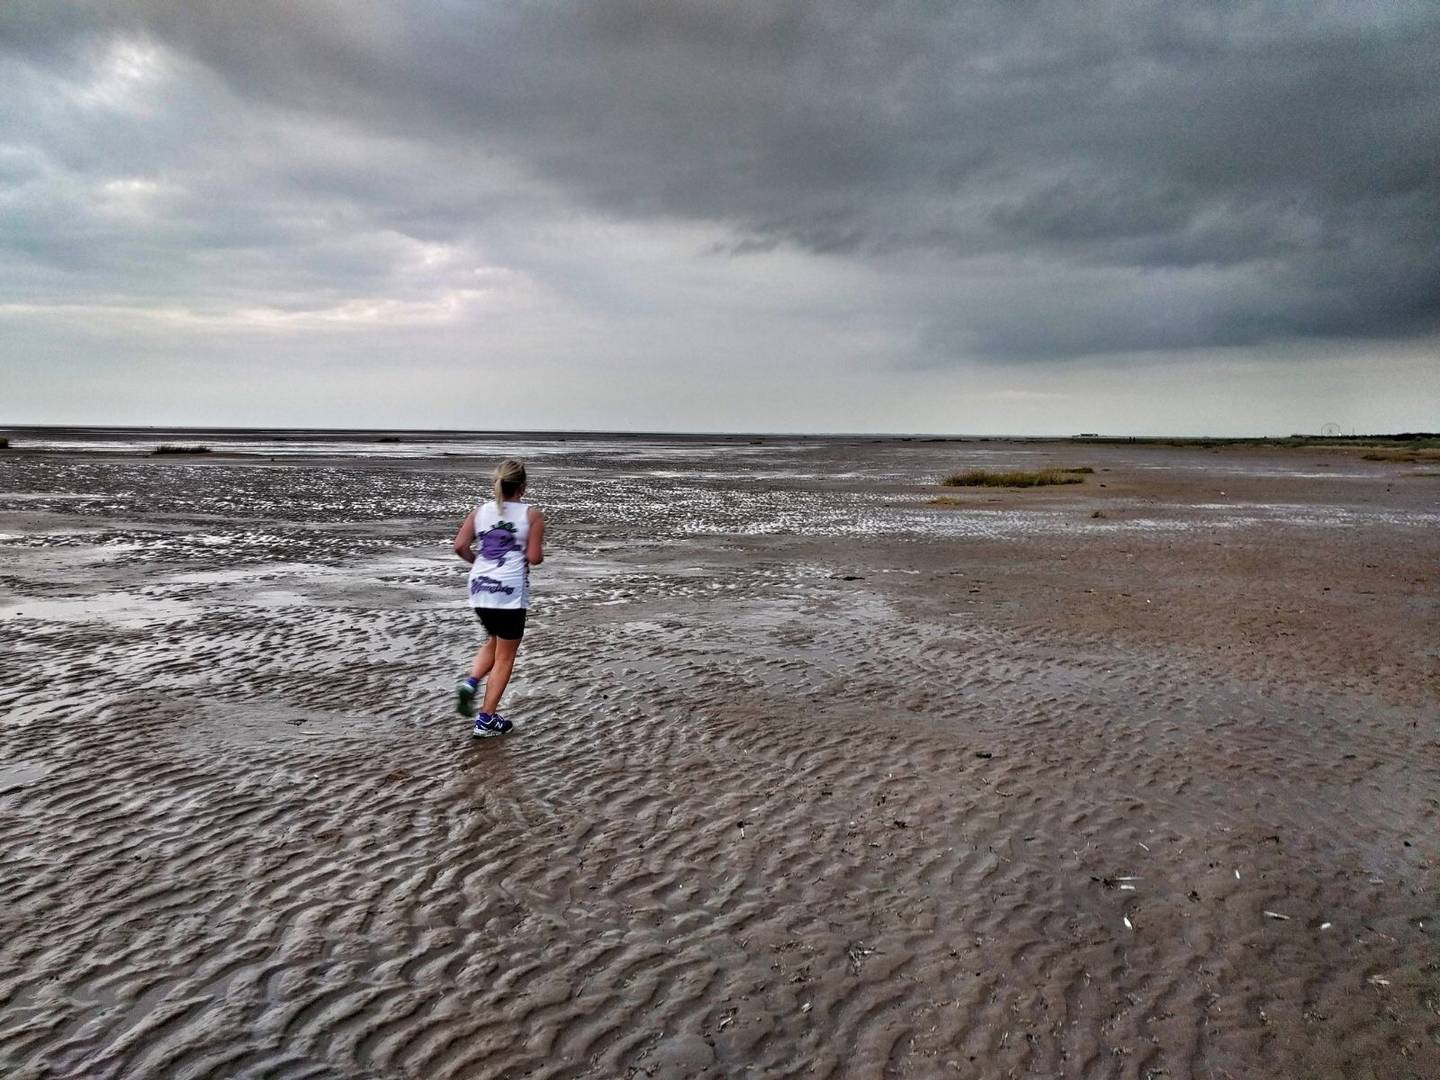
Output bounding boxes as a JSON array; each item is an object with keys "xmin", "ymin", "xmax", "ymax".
[{"xmin": 0, "ymin": 426, "xmax": 981, "ymax": 459}]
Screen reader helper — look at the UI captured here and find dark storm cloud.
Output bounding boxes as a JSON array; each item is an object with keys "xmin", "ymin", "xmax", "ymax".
[{"xmin": 2, "ymin": 0, "xmax": 1438, "ymax": 360}]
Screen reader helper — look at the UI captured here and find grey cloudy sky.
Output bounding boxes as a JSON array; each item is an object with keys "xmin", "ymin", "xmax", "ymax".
[{"xmin": 2, "ymin": 1, "xmax": 1436, "ymax": 433}]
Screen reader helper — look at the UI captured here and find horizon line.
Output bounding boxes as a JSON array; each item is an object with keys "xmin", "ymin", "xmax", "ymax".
[{"xmin": 2, "ymin": 423, "xmax": 1398, "ymax": 441}]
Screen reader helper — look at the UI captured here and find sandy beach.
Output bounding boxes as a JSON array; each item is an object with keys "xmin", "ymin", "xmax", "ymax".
[{"xmin": 1, "ymin": 433, "xmax": 1436, "ymax": 1080}]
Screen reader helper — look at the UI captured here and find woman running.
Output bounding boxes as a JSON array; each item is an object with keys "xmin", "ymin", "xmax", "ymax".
[{"xmin": 452, "ymin": 458, "xmax": 544, "ymax": 736}]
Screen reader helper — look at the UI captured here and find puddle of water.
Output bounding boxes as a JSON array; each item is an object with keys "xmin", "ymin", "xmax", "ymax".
[
  {"xmin": 244, "ymin": 588, "xmax": 318, "ymax": 609},
  {"xmin": 0, "ymin": 763, "xmax": 50, "ymax": 793},
  {"xmin": 1190, "ymin": 503, "xmax": 1440, "ymax": 528},
  {"xmin": 0, "ymin": 492, "xmax": 106, "ymax": 502},
  {"xmin": 0, "ymin": 593, "xmax": 199, "ymax": 624}
]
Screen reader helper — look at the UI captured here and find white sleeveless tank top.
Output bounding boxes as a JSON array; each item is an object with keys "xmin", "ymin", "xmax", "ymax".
[{"xmin": 467, "ymin": 499, "xmax": 530, "ymax": 609}]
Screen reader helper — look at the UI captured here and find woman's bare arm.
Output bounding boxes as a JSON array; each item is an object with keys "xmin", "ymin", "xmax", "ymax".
[
  {"xmin": 453, "ymin": 510, "xmax": 477, "ymax": 564},
  {"xmin": 526, "ymin": 508, "xmax": 545, "ymax": 566}
]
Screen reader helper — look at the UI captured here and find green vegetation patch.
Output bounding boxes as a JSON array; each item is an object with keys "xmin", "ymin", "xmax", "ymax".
[
  {"xmin": 942, "ymin": 468, "xmax": 1088, "ymax": 488},
  {"xmin": 153, "ymin": 444, "xmax": 213, "ymax": 455},
  {"xmin": 1362, "ymin": 449, "xmax": 1440, "ymax": 463}
]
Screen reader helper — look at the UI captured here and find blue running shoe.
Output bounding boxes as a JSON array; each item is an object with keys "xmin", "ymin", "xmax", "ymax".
[
  {"xmin": 456, "ymin": 679, "xmax": 479, "ymax": 717},
  {"xmin": 472, "ymin": 712, "xmax": 514, "ymax": 737}
]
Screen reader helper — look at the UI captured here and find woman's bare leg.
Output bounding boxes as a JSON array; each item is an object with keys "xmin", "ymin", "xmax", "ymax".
[
  {"xmin": 470, "ymin": 637, "xmax": 496, "ymax": 682},
  {"xmin": 482, "ymin": 637, "xmax": 521, "ymax": 715}
]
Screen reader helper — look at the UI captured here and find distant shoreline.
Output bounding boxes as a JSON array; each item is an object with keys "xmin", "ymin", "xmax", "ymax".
[{"xmin": 1, "ymin": 424, "xmax": 1435, "ymax": 447}]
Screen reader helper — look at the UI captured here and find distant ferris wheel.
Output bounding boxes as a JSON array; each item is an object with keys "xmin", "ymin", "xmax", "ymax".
[{"xmin": 1319, "ymin": 422, "xmax": 1343, "ymax": 437}]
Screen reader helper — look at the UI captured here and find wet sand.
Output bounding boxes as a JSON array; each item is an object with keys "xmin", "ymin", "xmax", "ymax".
[{"xmin": 1, "ymin": 435, "xmax": 1437, "ymax": 1079}]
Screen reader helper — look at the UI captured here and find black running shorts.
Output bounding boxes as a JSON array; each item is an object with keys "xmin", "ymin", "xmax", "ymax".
[{"xmin": 475, "ymin": 607, "xmax": 526, "ymax": 640}]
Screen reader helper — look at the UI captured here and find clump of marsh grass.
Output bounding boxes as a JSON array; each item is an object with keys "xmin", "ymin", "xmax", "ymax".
[
  {"xmin": 153, "ymin": 444, "xmax": 212, "ymax": 455},
  {"xmin": 941, "ymin": 468, "xmax": 1088, "ymax": 488},
  {"xmin": 0, "ymin": 437, "xmax": 9, "ymax": 449},
  {"xmin": 1362, "ymin": 449, "xmax": 1440, "ymax": 463}
]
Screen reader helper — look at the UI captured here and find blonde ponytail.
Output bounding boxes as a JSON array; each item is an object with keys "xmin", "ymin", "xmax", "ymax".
[{"xmin": 493, "ymin": 458, "xmax": 527, "ymax": 515}]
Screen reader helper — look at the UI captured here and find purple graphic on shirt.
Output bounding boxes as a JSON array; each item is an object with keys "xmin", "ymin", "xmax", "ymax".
[
  {"xmin": 469, "ymin": 575, "xmax": 514, "ymax": 597},
  {"xmin": 479, "ymin": 521, "xmax": 519, "ymax": 564}
]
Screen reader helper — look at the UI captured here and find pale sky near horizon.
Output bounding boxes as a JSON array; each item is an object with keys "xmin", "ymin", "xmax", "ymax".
[{"xmin": 1, "ymin": 2, "xmax": 1437, "ymax": 435}]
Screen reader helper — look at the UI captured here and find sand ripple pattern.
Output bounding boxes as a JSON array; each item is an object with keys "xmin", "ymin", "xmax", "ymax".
[{"xmin": 2, "ymin": 444, "xmax": 1437, "ymax": 1079}]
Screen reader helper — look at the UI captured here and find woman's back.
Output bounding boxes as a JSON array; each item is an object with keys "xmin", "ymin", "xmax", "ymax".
[{"xmin": 469, "ymin": 499, "xmax": 530, "ymax": 609}]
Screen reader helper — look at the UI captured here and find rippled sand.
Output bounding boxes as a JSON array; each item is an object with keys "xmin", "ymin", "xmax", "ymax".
[{"xmin": 1, "ymin": 436, "xmax": 1437, "ymax": 1079}]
